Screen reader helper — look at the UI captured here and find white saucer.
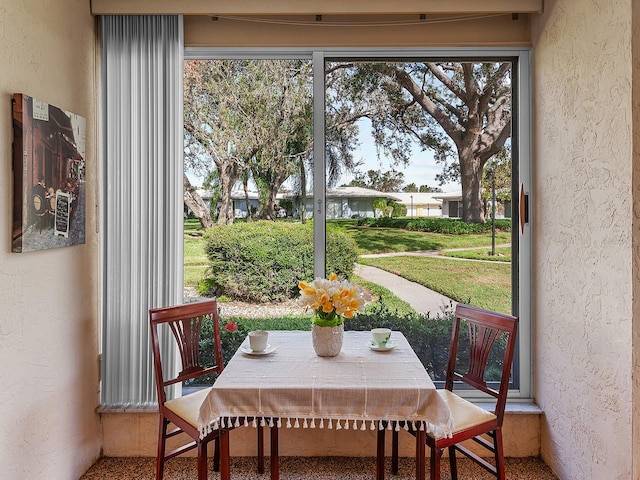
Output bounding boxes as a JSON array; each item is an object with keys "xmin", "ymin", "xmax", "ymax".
[
  {"xmin": 368, "ymin": 340, "xmax": 397, "ymax": 352},
  {"xmin": 240, "ymin": 344, "xmax": 277, "ymax": 356}
]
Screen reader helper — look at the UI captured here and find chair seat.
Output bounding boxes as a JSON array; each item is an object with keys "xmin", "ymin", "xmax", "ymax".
[
  {"xmin": 164, "ymin": 387, "xmax": 212, "ymax": 428},
  {"xmin": 434, "ymin": 389, "xmax": 497, "ymax": 439}
]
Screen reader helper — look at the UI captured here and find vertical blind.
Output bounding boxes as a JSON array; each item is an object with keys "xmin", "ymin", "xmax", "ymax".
[{"xmin": 101, "ymin": 15, "xmax": 183, "ymax": 407}]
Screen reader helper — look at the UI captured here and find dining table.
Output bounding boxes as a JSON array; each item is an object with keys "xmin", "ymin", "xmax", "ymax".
[{"xmin": 197, "ymin": 330, "xmax": 452, "ymax": 480}]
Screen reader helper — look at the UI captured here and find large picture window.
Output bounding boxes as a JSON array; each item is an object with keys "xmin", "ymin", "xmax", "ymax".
[{"xmin": 184, "ymin": 47, "xmax": 532, "ymax": 400}]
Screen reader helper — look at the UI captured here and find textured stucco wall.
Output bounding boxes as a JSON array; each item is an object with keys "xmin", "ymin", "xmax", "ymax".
[
  {"xmin": 531, "ymin": 1, "xmax": 633, "ymax": 479},
  {"xmin": 0, "ymin": 0, "xmax": 101, "ymax": 478},
  {"xmin": 632, "ymin": 2, "xmax": 640, "ymax": 478}
]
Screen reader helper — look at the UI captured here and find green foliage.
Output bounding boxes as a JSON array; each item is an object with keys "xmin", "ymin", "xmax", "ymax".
[
  {"xmin": 347, "ymin": 169, "xmax": 406, "ymax": 192},
  {"xmin": 278, "ymin": 198, "xmax": 294, "ymax": 217},
  {"xmin": 371, "ymin": 198, "xmax": 387, "ymax": 217},
  {"xmin": 202, "ymin": 221, "xmax": 358, "ymax": 302},
  {"xmin": 235, "ymin": 316, "xmax": 314, "ymax": 332},
  {"xmin": 389, "ymin": 200, "xmax": 406, "ymax": 218},
  {"xmin": 356, "ymin": 216, "xmax": 511, "ymax": 234}
]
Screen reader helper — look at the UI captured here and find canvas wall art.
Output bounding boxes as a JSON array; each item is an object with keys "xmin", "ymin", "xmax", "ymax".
[{"xmin": 12, "ymin": 94, "xmax": 86, "ymax": 253}]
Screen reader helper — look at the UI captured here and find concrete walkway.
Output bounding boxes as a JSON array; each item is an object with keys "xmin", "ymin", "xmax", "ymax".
[
  {"xmin": 354, "ymin": 263, "xmax": 456, "ymax": 317},
  {"xmin": 354, "ymin": 244, "xmax": 511, "ymax": 315}
]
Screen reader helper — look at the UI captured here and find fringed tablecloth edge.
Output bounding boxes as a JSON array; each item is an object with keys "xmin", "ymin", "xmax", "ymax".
[{"xmin": 198, "ymin": 415, "xmax": 452, "ymax": 440}]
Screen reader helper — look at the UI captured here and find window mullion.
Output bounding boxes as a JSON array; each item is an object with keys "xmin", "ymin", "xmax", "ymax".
[{"xmin": 312, "ymin": 51, "xmax": 326, "ymax": 278}]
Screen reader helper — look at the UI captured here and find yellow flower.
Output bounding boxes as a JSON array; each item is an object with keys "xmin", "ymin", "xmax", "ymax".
[
  {"xmin": 298, "ymin": 273, "xmax": 371, "ymax": 327},
  {"xmin": 299, "ymin": 281, "xmax": 316, "ymax": 296}
]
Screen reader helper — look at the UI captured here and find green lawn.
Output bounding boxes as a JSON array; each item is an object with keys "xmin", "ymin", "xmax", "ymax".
[
  {"xmin": 184, "ymin": 233, "xmax": 208, "ymax": 287},
  {"xmin": 329, "ymin": 220, "xmax": 511, "ymax": 255},
  {"xmin": 353, "ymin": 275, "xmax": 417, "ymax": 316},
  {"xmin": 439, "ymin": 246, "xmax": 511, "ymax": 263},
  {"xmin": 357, "ymin": 255, "xmax": 511, "ymax": 314}
]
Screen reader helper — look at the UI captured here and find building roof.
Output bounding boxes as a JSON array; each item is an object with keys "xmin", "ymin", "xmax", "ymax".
[
  {"xmin": 432, "ymin": 190, "xmax": 463, "ymax": 201},
  {"xmin": 326, "ymin": 186, "xmax": 401, "ymax": 201},
  {"xmin": 391, "ymin": 192, "xmax": 442, "ymax": 205},
  {"xmin": 279, "ymin": 186, "xmax": 402, "ymax": 201}
]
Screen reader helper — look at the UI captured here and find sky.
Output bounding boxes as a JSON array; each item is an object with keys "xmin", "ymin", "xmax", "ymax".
[{"xmin": 341, "ymin": 127, "xmax": 460, "ymax": 193}]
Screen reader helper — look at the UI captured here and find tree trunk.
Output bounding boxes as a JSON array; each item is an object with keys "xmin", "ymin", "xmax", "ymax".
[
  {"xmin": 384, "ymin": 63, "xmax": 510, "ymax": 224},
  {"xmin": 217, "ymin": 163, "xmax": 238, "ymax": 225},
  {"xmin": 458, "ymin": 145, "xmax": 486, "ymax": 223},
  {"xmin": 257, "ymin": 171, "xmax": 286, "ymax": 220},
  {"xmin": 183, "ymin": 174, "xmax": 213, "ymax": 229}
]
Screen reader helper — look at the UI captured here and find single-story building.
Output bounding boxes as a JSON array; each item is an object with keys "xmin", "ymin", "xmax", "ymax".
[
  {"xmin": 293, "ymin": 186, "xmax": 402, "ymax": 219},
  {"xmin": 390, "ymin": 192, "xmax": 442, "ymax": 218},
  {"xmin": 434, "ymin": 191, "xmax": 512, "ymax": 219},
  {"xmin": 191, "ymin": 186, "xmax": 404, "ymax": 220},
  {"xmin": 190, "ymin": 187, "xmax": 514, "ymax": 221},
  {"xmin": 433, "ymin": 191, "xmax": 463, "ymax": 218}
]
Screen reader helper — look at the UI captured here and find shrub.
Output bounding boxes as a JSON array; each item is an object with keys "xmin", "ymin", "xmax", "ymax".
[
  {"xmin": 201, "ymin": 221, "xmax": 358, "ymax": 302},
  {"xmin": 356, "ymin": 217, "xmax": 511, "ymax": 234}
]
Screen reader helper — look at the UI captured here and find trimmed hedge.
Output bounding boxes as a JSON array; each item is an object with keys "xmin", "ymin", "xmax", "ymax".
[
  {"xmin": 356, "ymin": 216, "xmax": 511, "ymax": 234},
  {"xmin": 201, "ymin": 221, "xmax": 358, "ymax": 302}
]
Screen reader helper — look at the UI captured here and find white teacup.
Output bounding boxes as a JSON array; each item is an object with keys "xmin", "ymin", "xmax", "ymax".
[
  {"xmin": 248, "ymin": 330, "xmax": 269, "ymax": 352},
  {"xmin": 371, "ymin": 328, "xmax": 392, "ymax": 347}
]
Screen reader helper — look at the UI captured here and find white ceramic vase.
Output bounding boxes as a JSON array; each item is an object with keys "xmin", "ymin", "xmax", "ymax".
[{"xmin": 311, "ymin": 323, "xmax": 344, "ymax": 357}]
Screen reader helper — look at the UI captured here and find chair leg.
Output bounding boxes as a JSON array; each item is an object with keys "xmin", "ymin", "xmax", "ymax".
[
  {"xmin": 270, "ymin": 424, "xmax": 280, "ymax": 480},
  {"xmin": 430, "ymin": 446, "xmax": 441, "ymax": 480},
  {"xmin": 494, "ymin": 429, "xmax": 506, "ymax": 480},
  {"xmin": 376, "ymin": 425, "xmax": 385, "ymax": 480},
  {"xmin": 156, "ymin": 417, "xmax": 168, "ymax": 480},
  {"xmin": 391, "ymin": 426, "xmax": 399, "ymax": 475},
  {"xmin": 415, "ymin": 429, "xmax": 426, "ymax": 480},
  {"xmin": 213, "ymin": 436, "xmax": 220, "ymax": 472},
  {"xmin": 257, "ymin": 424, "xmax": 264, "ymax": 473},
  {"xmin": 197, "ymin": 440, "xmax": 208, "ymax": 480},
  {"xmin": 220, "ymin": 430, "xmax": 231, "ymax": 480},
  {"xmin": 448, "ymin": 446, "xmax": 458, "ymax": 480}
]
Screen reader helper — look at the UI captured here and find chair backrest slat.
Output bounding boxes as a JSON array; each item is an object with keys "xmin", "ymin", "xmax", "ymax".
[
  {"xmin": 446, "ymin": 304, "xmax": 518, "ymax": 423},
  {"xmin": 149, "ymin": 300, "xmax": 223, "ymax": 405}
]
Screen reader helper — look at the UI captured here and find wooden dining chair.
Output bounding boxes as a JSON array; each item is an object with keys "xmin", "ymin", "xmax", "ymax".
[
  {"xmin": 149, "ymin": 300, "xmax": 265, "ymax": 480},
  {"xmin": 388, "ymin": 303, "xmax": 518, "ymax": 480}
]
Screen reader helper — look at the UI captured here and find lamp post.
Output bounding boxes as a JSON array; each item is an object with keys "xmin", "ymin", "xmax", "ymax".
[{"xmin": 410, "ymin": 195, "xmax": 413, "ymax": 218}]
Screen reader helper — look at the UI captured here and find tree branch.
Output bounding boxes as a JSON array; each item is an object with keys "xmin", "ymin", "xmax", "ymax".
[
  {"xmin": 386, "ymin": 65, "xmax": 464, "ymax": 146},
  {"xmin": 425, "ymin": 62, "xmax": 468, "ymax": 103}
]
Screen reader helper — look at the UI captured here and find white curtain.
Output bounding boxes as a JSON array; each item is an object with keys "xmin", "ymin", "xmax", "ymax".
[{"xmin": 101, "ymin": 15, "xmax": 183, "ymax": 407}]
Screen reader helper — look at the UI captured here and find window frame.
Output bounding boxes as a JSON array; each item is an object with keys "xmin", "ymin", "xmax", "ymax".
[{"xmin": 184, "ymin": 46, "xmax": 533, "ymax": 401}]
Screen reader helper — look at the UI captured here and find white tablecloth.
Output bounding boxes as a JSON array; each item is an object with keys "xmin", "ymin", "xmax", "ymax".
[{"xmin": 197, "ymin": 330, "xmax": 452, "ymax": 438}]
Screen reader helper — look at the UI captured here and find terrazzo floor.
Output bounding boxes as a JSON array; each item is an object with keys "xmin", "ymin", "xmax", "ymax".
[{"xmin": 81, "ymin": 456, "xmax": 559, "ymax": 480}]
